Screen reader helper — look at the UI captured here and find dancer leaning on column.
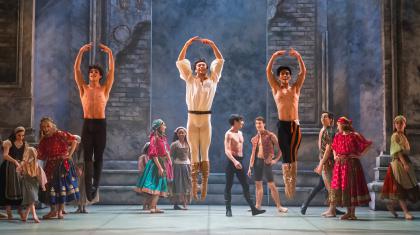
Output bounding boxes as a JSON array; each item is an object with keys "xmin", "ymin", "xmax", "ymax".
[
  {"xmin": 73, "ymin": 42, "xmax": 115, "ymax": 201},
  {"xmin": 265, "ymin": 48, "xmax": 306, "ymax": 199},
  {"xmin": 176, "ymin": 36, "xmax": 224, "ymax": 201}
]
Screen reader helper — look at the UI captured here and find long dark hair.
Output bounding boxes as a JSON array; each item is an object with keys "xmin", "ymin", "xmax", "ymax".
[{"xmin": 8, "ymin": 129, "xmax": 25, "ymax": 142}]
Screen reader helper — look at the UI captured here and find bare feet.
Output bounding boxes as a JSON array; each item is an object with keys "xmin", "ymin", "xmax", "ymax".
[
  {"xmin": 150, "ymin": 208, "xmax": 164, "ymax": 213},
  {"xmin": 42, "ymin": 211, "xmax": 57, "ymax": 220},
  {"xmin": 7, "ymin": 210, "xmax": 13, "ymax": 220},
  {"xmin": 277, "ymin": 206, "xmax": 288, "ymax": 213},
  {"xmin": 386, "ymin": 204, "xmax": 398, "ymax": 218},
  {"xmin": 57, "ymin": 213, "xmax": 64, "ymax": 219},
  {"xmin": 321, "ymin": 210, "xmax": 329, "ymax": 216},
  {"xmin": 34, "ymin": 216, "xmax": 41, "ymax": 223},
  {"xmin": 349, "ymin": 215, "xmax": 358, "ymax": 220},
  {"xmin": 405, "ymin": 213, "xmax": 414, "ymax": 220},
  {"xmin": 340, "ymin": 213, "xmax": 351, "ymax": 220},
  {"xmin": 18, "ymin": 210, "xmax": 25, "ymax": 221},
  {"xmin": 323, "ymin": 213, "xmax": 336, "ymax": 218}
]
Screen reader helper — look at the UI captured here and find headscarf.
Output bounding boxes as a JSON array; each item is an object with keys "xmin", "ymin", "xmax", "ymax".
[
  {"xmin": 337, "ymin": 116, "xmax": 352, "ymax": 125},
  {"xmin": 337, "ymin": 116, "xmax": 354, "ymax": 132},
  {"xmin": 173, "ymin": 126, "xmax": 187, "ymax": 142},
  {"xmin": 151, "ymin": 119, "xmax": 164, "ymax": 131},
  {"xmin": 14, "ymin": 126, "xmax": 25, "ymax": 134}
]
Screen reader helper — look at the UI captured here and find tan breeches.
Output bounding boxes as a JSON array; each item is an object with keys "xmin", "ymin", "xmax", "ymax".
[{"xmin": 187, "ymin": 114, "xmax": 212, "ymax": 163}]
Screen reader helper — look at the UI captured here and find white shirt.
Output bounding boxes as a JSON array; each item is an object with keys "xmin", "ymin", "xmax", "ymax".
[{"xmin": 176, "ymin": 59, "xmax": 224, "ymax": 111}]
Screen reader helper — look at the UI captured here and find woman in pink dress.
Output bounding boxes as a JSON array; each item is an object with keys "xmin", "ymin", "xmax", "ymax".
[{"xmin": 330, "ymin": 117, "xmax": 372, "ymax": 220}]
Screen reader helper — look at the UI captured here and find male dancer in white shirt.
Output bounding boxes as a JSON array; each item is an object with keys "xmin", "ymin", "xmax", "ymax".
[{"xmin": 176, "ymin": 36, "xmax": 224, "ymax": 200}]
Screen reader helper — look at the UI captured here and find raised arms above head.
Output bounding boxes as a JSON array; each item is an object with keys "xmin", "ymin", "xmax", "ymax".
[
  {"xmin": 100, "ymin": 43, "xmax": 115, "ymax": 99},
  {"xmin": 266, "ymin": 50, "xmax": 286, "ymax": 92},
  {"xmin": 74, "ymin": 43, "xmax": 92, "ymax": 97},
  {"xmin": 289, "ymin": 48, "xmax": 307, "ymax": 91}
]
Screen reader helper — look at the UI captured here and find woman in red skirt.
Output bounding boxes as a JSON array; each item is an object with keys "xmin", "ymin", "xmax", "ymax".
[
  {"xmin": 330, "ymin": 117, "xmax": 372, "ymax": 220},
  {"xmin": 381, "ymin": 115, "xmax": 419, "ymax": 220}
]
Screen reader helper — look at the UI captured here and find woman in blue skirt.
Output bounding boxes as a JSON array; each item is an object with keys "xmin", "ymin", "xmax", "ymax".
[{"xmin": 135, "ymin": 119, "xmax": 171, "ymax": 213}]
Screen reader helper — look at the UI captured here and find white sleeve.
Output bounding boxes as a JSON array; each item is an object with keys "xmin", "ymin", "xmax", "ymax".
[
  {"xmin": 210, "ymin": 59, "xmax": 225, "ymax": 83},
  {"xmin": 176, "ymin": 59, "xmax": 193, "ymax": 82}
]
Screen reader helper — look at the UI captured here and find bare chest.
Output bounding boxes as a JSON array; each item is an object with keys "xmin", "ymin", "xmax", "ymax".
[{"xmin": 275, "ymin": 87, "xmax": 298, "ymax": 102}]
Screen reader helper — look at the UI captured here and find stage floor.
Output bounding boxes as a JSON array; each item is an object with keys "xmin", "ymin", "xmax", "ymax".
[{"xmin": 0, "ymin": 205, "xmax": 419, "ymax": 235}]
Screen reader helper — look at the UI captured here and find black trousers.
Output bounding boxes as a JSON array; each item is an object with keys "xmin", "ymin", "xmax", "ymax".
[
  {"xmin": 303, "ymin": 175, "xmax": 325, "ymax": 207},
  {"xmin": 82, "ymin": 119, "xmax": 106, "ymax": 188},
  {"xmin": 224, "ymin": 157, "xmax": 253, "ymax": 207},
  {"xmin": 277, "ymin": 120, "xmax": 302, "ymax": 163}
]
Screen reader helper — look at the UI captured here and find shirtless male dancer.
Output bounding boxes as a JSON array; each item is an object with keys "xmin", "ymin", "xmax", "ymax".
[
  {"xmin": 74, "ymin": 43, "xmax": 115, "ymax": 201},
  {"xmin": 176, "ymin": 36, "xmax": 224, "ymax": 200},
  {"xmin": 224, "ymin": 114, "xmax": 265, "ymax": 217},
  {"xmin": 266, "ymin": 48, "xmax": 306, "ymax": 198}
]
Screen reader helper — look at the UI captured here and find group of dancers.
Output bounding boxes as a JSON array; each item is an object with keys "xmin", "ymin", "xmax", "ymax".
[{"xmin": 0, "ymin": 36, "xmax": 419, "ymax": 222}]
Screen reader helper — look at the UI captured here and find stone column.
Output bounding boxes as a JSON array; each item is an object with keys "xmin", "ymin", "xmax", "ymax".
[{"xmin": 0, "ymin": 0, "xmax": 35, "ymax": 142}]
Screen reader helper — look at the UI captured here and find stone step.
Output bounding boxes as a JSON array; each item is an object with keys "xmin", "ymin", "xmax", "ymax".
[
  {"xmin": 373, "ymin": 167, "xmax": 388, "ymax": 181},
  {"xmin": 100, "ymin": 170, "xmax": 322, "ymax": 187},
  {"xmin": 368, "ymin": 181, "xmax": 420, "ymax": 210},
  {"xmin": 376, "ymin": 154, "xmax": 391, "ymax": 168},
  {"xmin": 98, "ymin": 185, "xmax": 328, "ymax": 206},
  {"xmin": 373, "ymin": 166, "xmax": 420, "ymax": 181}
]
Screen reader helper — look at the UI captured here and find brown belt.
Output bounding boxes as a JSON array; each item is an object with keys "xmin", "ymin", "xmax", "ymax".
[{"xmin": 188, "ymin": 110, "xmax": 212, "ymax": 115}]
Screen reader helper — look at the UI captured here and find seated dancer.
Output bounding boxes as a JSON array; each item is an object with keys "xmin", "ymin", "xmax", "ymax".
[
  {"xmin": 247, "ymin": 116, "xmax": 288, "ymax": 213},
  {"xmin": 224, "ymin": 114, "xmax": 265, "ymax": 217},
  {"xmin": 329, "ymin": 117, "xmax": 372, "ymax": 220},
  {"xmin": 266, "ymin": 48, "xmax": 306, "ymax": 199},
  {"xmin": 381, "ymin": 115, "xmax": 419, "ymax": 220},
  {"xmin": 176, "ymin": 36, "xmax": 224, "ymax": 200},
  {"xmin": 74, "ymin": 43, "xmax": 115, "ymax": 201},
  {"xmin": 135, "ymin": 119, "xmax": 171, "ymax": 213},
  {"xmin": 301, "ymin": 111, "xmax": 344, "ymax": 216},
  {"xmin": 37, "ymin": 117, "xmax": 80, "ymax": 220}
]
